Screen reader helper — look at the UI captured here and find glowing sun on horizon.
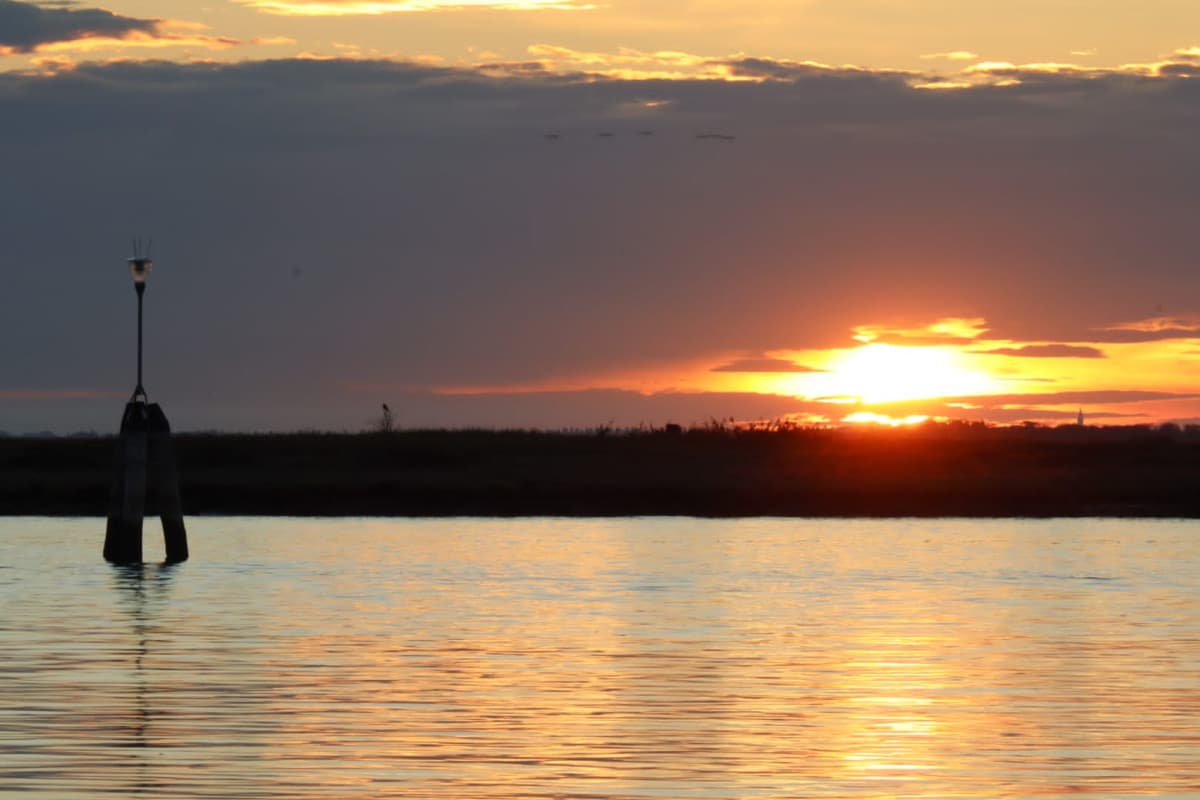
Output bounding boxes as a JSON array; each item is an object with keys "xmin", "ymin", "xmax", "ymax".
[{"xmin": 814, "ymin": 343, "xmax": 1000, "ymax": 404}]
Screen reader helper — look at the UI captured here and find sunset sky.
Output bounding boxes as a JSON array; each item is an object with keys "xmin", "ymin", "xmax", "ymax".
[{"xmin": 2, "ymin": 0, "xmax": 1199, "ymax": 432}]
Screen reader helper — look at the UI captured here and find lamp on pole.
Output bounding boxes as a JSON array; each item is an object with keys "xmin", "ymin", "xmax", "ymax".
[{"xmin": 128, "ymin": 256, "xmax": 151, "ymax": 403}]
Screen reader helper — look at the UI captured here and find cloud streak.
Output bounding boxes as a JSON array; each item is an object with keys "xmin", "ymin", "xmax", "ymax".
[
  {"xmin": 976, "ymin": 344, "xmax": 1105, "ymax": 358},
  {"xmin": 238, "ymin": 0, "xmax": 592, "ymax": 15},
  {"xmin": 0, "ymin": 388, "xmax": 118, "ymax": 400},
  {"xmin": 920, "ymin": 51, "xmax": 979, "ymax": 61},
  {"xmin": 710, "ymin": 358, "xmax": 827, "ymax": 373},
  {"xmin": 853, "ymin": 319, "xmax": 989, "ymax": 346},
  {"xmin": 872, "ymin": 390, "xmax": 1199, "ymax": 417},
  {"xmin": 1081, "ymin": 317, "xmax": 1200, "ymax": 343}
]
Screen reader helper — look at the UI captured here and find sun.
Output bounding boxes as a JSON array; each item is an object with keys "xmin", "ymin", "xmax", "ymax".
[{"xmin": 815, "ymin": 343, "xmax": 999, "ymax": 404}]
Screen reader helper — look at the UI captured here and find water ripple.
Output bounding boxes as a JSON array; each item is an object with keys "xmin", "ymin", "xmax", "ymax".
[{"xmin": 0, "ymin": 516, "xmax": 1198, "ymax": 798}]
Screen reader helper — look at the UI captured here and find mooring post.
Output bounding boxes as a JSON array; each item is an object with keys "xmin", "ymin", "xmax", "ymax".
[
  {"xmin": 104, "ymin": 401, "xmax": 149, "ymax": 563},
  {"xmin": 147, "ymin": 403, "xmax": 188, "ymax": 563},
  {"xmin": 104, "ymin": 244, "xmax": 188, "ymax": 564}
]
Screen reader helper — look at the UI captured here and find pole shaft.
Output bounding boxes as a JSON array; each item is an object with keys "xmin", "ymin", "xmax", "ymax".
[{"xmin": 135, "ymin": 285, "xmax": 145, "ymax": 397}]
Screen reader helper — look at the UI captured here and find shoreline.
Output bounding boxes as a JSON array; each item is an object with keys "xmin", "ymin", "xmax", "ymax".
[{"xmin": 4, "ymin": 427, "xmax": 1199, "ymax": 519}]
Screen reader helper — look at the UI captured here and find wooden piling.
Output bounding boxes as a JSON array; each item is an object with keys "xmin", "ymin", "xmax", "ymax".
[
  {"xmin": 147, "ymin": 403, "xmax": 188, "ymax": 563},
  {"xmin": 104, "ymin": 401, "xmax": 188, "ymax": 564},
  {"xmin": 104, "ymin": 402, "xmax": 149, "ymax": 563}
]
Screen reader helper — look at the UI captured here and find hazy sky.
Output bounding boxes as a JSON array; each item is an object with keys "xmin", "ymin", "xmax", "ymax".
[{"xmin": 2, "ymin": 0, "xmax": 1199, "ymax": 432}]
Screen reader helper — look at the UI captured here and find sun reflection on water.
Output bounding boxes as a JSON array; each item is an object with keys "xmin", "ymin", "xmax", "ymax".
[{"xmin": 1, "ymin": 517, "xmax": 1199, "ymax": 799}]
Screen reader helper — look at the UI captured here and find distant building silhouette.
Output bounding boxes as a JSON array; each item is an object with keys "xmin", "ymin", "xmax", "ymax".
[{"xmin": 1077, "ymin": 408, "xmax": 1085, "ymax": 426}]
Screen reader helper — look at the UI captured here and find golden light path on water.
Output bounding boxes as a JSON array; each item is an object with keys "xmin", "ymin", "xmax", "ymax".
[{"xmin": 2, "ymin": 517, "xmax": 1199, "ymax": 798}]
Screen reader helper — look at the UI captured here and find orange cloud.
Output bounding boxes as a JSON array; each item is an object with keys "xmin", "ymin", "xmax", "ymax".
[
  {"xmin": 852, "ymin": 318, "xmax": 989, "ymax": 345},
  {"xmin": 1103, "ymin": 315, "xmax": 1200, "ymax": 333},
  {"xmin": 33, "ymin": 30, "xmax": 239, "ymax": 55},
  {"xmin": 250, "ymin": 36, "xmax": 299, "ymax": 47},
  {"xmin": 505, "ymin": 47, "xmax": 1200, "ymax": 86},
  {"xmin": 961, "ymin": 49, "xmax": 1200, "ymax": 83},
  {"xmin": 920, "ymin": 51, "xmax": 979, "ymax": 61},
  {"xmin": 480, "ymin": 46, "xmax": 922, "ymax": 83},
  {"xmin": 1085, "ymin": 316, "xmax": 1200, "ymax": 343},
  {"xmin": 520, "ymin": 44, "xmax": 744, "ymax": 80}
]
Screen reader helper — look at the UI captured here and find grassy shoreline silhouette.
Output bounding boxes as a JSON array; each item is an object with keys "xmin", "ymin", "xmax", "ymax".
[{"xmin": 3, "ymin": 423, "xmax": 1199, "ymax": 518}]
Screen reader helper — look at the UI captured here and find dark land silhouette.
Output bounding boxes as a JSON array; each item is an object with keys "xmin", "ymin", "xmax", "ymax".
[{"xmin": 3, "ymin": 422, "xmax": 1200, "ymax": 517}]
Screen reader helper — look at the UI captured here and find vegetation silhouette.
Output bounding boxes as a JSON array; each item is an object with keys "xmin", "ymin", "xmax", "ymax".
[
  {"xmin": 3, "ymin": 420, "xmax": 1200, "ymax": 517},
  {"xmin": 373, "ymin": 403, "xmax": 395, "ymax": 434}
]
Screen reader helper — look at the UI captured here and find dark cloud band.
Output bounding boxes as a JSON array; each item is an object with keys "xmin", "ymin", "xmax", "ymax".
[
  {"xmin": 0, "ymin": 0, "xmax": 156, "ymax": 52},
  {"xmin": 2, "ymin": 56, "xmax": 1199, "ymax": 431}
]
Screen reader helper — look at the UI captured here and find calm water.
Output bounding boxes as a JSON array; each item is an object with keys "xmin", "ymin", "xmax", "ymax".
[{"xmin": 1, "ymin": 517, "xmax": 1198, "ymax": 799}]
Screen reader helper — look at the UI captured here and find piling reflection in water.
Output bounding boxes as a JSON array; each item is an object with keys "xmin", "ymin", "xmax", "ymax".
[
  {"xmin": 111, "ymin": 564, "xmax": 173, "ymax": 794},
  {"xmin": 2, "ymin": 517, "xmax": 1199, "ymax": 798}
]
